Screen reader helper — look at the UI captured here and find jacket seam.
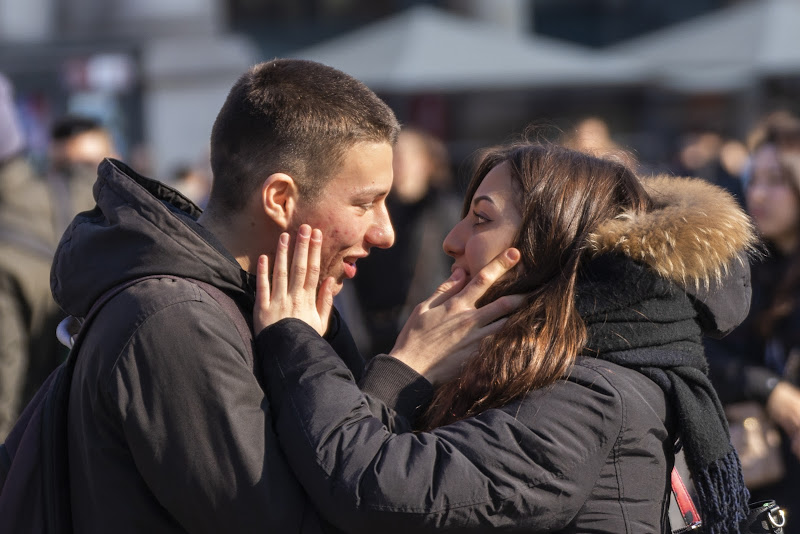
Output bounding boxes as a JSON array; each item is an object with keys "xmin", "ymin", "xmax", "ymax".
[
  {"xmin": 100, "ymin": 285, "xmax": 220, "ymax": 392},
  {"xmin": 610, "ymin": 373, "xmax": 630, "ymax": 532}
]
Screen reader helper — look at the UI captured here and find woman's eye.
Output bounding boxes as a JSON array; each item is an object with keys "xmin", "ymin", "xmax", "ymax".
[{"xmin": 472, "ymin": 211, "xmax": 489, "ymax": 226}]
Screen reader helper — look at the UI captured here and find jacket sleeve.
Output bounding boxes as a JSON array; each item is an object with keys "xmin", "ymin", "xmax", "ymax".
[
  {"xmin": 104, "ymin": 297, "xmax": 301, "ymax": 534},
  {"xmin": 327, "ymin": 307, "xmax": 433, "ymax": 431},
  {"xmin": 359, "ymin": 355, "xmax": 434, "ymax": 430},
  {"xmin": 257, "ymin": 318, "xmax": 623, "ymax": 533}
]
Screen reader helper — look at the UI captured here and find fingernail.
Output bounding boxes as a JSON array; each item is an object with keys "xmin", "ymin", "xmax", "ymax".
[
  {"xmin": 299, "ymin": 225, "xmax": 311, "ymax": 238},
  {"xmin": 450, "ymin": 268, "xmax": 464, "ymax": 281},
  {"xmin": 505, "ymin": 248, "xmax": 520, "ymax": 262},
  {"xmin": 279, "ymin": 233, "xmax": 289, "ymax": 246},
  {"xmin": 311, "ymin": 228, "xmax": 322, "ymax": 241}
]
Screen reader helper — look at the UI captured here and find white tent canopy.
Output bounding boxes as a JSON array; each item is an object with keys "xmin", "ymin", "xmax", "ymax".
[
  {"xmin": 287, "ymin": 5, "xmax": 643, "ymax": 92},
  {"xmin": 610, "ymin": 0, "xmax": 800, "ymax": 92}
]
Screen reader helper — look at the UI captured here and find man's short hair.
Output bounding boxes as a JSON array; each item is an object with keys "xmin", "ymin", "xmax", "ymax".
[
  {"xmin": 51, "ymin": 115, "xmax": 106, "ymax": 142},
  {"xmin": 208, "ymin": 59, "xmax": 400, "ymax": 213}
]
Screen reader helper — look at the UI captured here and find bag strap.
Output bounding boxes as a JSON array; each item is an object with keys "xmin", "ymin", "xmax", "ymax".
[
  {"xmin": 670, "ymin": 456, "xmax": 788, "ymax": 534},
  {"xmin": 187, "ymin": 278, "xmax": 253, "ymax": 360},
  {"xmin": 41, "ymin": 274, "xmax": 170, "ymax": 534},
  {"xmin": 670, "ymin": 466, "xmax": 702, "ymax": 532},
  {"xmin": 65, "ymin": 275, "xmax": 171, "ymax": 367}
]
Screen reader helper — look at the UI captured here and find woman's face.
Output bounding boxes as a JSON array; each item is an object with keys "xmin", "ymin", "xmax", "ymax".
[
  {"xmin": 746, "ymin": 145, "xmax": 800, "ymax": 251},
  {"xmin": 443, "ymin": 162, "xmax": 522, "ymax": 281}
]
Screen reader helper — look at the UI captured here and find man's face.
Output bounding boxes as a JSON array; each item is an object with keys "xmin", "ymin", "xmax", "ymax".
[
  {"xmin": 52, "ymin": 130, "xmax": 116, "ymax": 171},
  {"xmin": 291, "ymin": 141, "xmax": 395, "ymax": 293}
]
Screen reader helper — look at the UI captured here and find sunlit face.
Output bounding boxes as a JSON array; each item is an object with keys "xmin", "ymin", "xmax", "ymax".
[
  {"xmin": 443, "ymin": 162, "xmax": 522, "ymax": 281},
  {"xmin": 292, "ymin": 141, "xmax": 395, "ymax": 292},
  {"xmin": 746, "ymin": 145, "xmax": 800, "ymax": 251},
  {"xmin": 52, "ymin": 130, "xmax": 116, "ymax": 169}
]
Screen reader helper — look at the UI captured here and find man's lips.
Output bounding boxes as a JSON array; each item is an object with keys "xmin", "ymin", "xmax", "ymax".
[
  {"xmin": 343, "ymin": 261, "xmax": 357, "ymax": 279},
  {"xmin": 343, "ymin": 255, "xmax": 366, "ymax": 279}
]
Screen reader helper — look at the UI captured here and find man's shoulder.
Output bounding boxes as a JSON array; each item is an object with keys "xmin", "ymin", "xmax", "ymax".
[
  {"xmin": 89, "ymin": 276, "xmax": 239, "ymax": 346},
  {"xmin": 81, "ymin": 277, "xmax": 251, "ymax": 385},
  {"xmin": 98, "ymin": 276, "xmax": 207, "ymax": 317}
]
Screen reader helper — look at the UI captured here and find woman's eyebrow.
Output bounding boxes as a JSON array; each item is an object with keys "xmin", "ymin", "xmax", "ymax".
[{"xmin": 472, "ymin": 194, "xmax": 496, "ymax": 207}]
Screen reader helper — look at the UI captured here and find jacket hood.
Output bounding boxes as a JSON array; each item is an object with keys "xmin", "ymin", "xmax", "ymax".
[
  {"xmin": 587, "ymin": 175, "xmax": 760, "ymax": 338},
  {"xmin": 51, "ymin": 158, "xmax": 250, "ymax": 317}
]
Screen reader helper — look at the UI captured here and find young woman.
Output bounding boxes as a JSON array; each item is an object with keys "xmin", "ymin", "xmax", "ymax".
[
  {"xmin": 706, "ymin": 129, "xmax": 800, "ymax": 532},
  {"xmin": 255, "ymin": 142, "xmax": 758, "ymax": 533}
]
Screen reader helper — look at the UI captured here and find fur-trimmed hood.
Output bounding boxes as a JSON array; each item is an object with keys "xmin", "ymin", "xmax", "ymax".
[
  {"xmin": 586, "ymin": 175, "xmax": 760, "ymax": 338},
  {"xmin": 588, "ymin": 174, "xmax": 759, "ymax": 290}
]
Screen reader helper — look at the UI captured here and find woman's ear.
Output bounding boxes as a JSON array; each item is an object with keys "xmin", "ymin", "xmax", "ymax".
[{"xmin": 261, "ymin": 173, "xmax": 299, "ymax": 229}]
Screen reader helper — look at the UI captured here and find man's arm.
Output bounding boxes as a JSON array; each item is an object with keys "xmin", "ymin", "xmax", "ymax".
[{"xmin": 326, "ymin": 307, "xmax": 432, "ymax": 431}]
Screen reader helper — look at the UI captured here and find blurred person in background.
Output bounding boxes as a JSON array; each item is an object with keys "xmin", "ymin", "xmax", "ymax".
[
  {"xmin": 171, "ymin": 161, "xmax": 211, "ymax": 209},
  {"xmin": 672, "ymin": 130, "xmax": 745, "ymax": 209},
  {"xmin": 705, "ymin": 116, "xmax": 800, "ymax": 532},
  {"xmin": 0, "ymin": 87, "xmax": 116, "ymax": 440},
  {"xmin": 346, "ymin": 126, "xmax": 461, "ymax": 355},
  {"xmin": 0, "ymin": 73, "xmax": 62, "ymax": 439},
  {"xmin": 47, "ymin": 115, "xmax": 117, "ymax": 234},
  {"xmin": 560, "ymin": 116, "xmax": 639, "ymax": 170}
]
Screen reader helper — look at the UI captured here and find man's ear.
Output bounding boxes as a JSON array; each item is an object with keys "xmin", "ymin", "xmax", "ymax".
[{"xmin": 261, "ymin": 173, "xmax": 299, "ymax": 229}]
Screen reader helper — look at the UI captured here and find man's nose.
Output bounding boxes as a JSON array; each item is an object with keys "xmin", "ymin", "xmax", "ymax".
[{"xmin": 367, "ymin": 206, "xmax": 395, "ymax": 249}]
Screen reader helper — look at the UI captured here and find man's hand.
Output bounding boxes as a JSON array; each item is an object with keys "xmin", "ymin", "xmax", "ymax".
[
  {"xmin": 254, "ymin": 224, "xmax": 336, "ymax": 337},
  {"xmin": 389, "ymin": 248, "xmax": 525, "ymax": 385}
]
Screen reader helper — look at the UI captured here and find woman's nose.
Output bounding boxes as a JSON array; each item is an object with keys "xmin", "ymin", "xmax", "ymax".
[{"xmin": 443, "ymin": 219, "xmax": 465, "ymax": 258}]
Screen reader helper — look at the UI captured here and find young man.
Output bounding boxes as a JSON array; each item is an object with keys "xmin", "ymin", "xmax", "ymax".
[{"xmin": 55, "ymin": 59, "xmax": 515, "ymax": 533}]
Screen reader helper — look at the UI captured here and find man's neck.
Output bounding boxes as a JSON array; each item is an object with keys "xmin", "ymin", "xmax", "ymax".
[{"xmin": 197, "ymin": 210, "xmax": 262, "ymax": 274}]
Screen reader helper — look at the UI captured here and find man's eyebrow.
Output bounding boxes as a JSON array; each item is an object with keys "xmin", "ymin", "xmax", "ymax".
[{"xmin": 353, "ymin": 186, "xmax": 390, "ymax": 199}]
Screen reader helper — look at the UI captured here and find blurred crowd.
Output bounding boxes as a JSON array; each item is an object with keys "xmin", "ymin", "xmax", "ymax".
[{"xmin": 2, "ymin": 68, "xmax": 800, "ymax": 527}]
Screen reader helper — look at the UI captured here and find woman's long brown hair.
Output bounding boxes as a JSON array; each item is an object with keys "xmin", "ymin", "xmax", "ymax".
[{"xmin": 419, "ymin": 142, "xmax": 652, "ymax": 429}]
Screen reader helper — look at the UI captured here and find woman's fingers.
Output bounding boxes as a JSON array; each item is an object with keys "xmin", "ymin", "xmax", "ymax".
[
  {"xmin": 454, "ymin": 248, "xmax": 520, "ymax": 308},
  {"xmin": 426, "ymin": 247, "xmax": 520, "ymax": 311},
  {"xmin": 317, "ymin": 276, "xmax": 336, "ymax": 328},
  {"xmin": 474, "ymin": 293, "xmax": 526, "ymax": 327},
  {"xmin": 255, "ymin": 225, "xmax": 330, "ymax": 336},
  {"xmin": 389, "ymin": 248, "xmax": 525, "ymax": 384},
  {"xmin": 272, "ymin": 232, "xmax": 290, "ymax": 297},
  {"xmin": 253, "ymin": 255, "xmax": 271, "ymax": 333},
  {"xmin": 306, "ymin": 228, "xmax": 323, "ymax": 292},
  {"xmin": 426, "ymin": 268, "xmax": 467, "ymax": 309},
  {"xmin": 289, "ymin": 224, "xmax": 311, "ymax": 295}
]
